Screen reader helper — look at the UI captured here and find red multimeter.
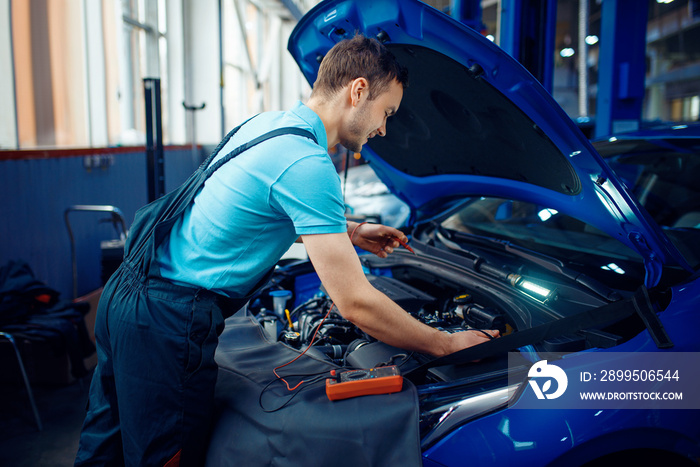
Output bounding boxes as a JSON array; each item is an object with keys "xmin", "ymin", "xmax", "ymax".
[{"xmin": 325, "ymin": 365, "xmax": 403, "ymax": 401}]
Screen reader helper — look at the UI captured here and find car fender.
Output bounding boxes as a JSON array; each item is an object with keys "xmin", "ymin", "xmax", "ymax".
[{"xmin": 546, "ymin": 426, "xmax": 700, "ymax": 467}]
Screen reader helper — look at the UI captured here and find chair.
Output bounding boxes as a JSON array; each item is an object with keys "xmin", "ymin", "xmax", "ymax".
[{"xmin": 0, "ymin": 331, "xmax": 43, "ymax": 431}]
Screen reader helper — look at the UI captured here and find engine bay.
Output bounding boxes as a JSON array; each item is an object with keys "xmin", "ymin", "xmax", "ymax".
[
  {"xmin": 246, "ymin": 249, "xmax": 640, "ymax": 383},
  {"xmin": 247, "ymin": 253, "xmax": 525, "ymax": 378}
]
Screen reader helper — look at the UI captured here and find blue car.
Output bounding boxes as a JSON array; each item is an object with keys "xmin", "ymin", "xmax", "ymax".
[{"xmin": 206, "ymin": 1, "xmax": 700, "ymax": 466}]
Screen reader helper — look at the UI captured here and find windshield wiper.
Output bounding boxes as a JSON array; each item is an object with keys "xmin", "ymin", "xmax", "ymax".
[{"xmin": 436, "ymin": 225, "xmax": 622, "ymax": 302}]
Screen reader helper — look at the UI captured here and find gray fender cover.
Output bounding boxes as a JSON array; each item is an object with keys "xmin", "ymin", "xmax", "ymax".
[{"xmin": 206, "ymin": 313, "xmax": 422, "ymax": 467}]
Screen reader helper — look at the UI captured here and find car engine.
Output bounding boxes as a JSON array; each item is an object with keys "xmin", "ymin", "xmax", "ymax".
[{"xmin": 247, "ymin": 258, "xmax": 512, "ymax": 372}]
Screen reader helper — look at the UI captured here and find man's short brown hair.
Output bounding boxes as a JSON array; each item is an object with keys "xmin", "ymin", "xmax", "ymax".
[{"xmin": 311, "ymin": 34, "xmax": 408, "ymax": 100}]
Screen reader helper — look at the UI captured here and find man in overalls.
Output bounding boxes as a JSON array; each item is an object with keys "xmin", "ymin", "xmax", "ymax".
[{"xmin": 75, "ymin": 34, "xmax": 498, "ymax": 466}]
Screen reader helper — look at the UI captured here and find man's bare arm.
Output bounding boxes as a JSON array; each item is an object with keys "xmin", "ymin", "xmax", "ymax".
[{"xmin": 301, "ymin": 232, "xmax": 497, "ymax": 357}]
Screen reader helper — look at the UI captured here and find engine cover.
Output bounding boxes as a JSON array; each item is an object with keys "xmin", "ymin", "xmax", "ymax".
[{"xmin": 366, "ymin": 274, "xmax": 435, "ymax": 313}]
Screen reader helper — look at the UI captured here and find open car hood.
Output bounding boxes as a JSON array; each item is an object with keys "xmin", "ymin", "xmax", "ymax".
[{"xmin": 287, "ymin": 0, "xmax": 692, "ymax": 286}]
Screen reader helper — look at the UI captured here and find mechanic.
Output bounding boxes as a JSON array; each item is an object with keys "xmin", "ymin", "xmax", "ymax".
[{"xmin": 75, "ymin": 34, "xmax": 499, "ymax": 466}]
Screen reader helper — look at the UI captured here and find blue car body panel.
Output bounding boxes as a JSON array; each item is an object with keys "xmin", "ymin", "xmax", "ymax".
[{"xmin": 422, "ymin": 280, "xmax": 700, "ymax": 466}]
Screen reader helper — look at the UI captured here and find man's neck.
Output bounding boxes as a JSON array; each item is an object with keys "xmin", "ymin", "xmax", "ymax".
[{"xmin": 306, "ymin": 93, "xmax": 347, "ymax": 150}]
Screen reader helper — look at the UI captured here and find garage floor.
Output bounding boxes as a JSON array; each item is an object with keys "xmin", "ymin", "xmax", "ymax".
[{"xmin": 0, "ymin": 372, "xmax": 90, "ymax": 466}]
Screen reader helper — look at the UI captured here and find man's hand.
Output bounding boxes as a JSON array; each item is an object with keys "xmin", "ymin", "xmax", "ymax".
[
  {"xmin": 443, "ymin": 329, "xmax": 501, "ymax": 357},
  {"xmin": 348, "ymin": 221, "xmax": 408, "ymax": 258}
]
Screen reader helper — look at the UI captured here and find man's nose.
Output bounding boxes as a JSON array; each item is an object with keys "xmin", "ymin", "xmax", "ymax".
[{"xmin": 377, "ymin": 123, "xmax": 386, "ymax": 137}]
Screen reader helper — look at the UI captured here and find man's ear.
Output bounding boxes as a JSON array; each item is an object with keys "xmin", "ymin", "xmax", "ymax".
[{"xmin": 349, "ymin": 77, "xmax": 369, "ymax": 107}]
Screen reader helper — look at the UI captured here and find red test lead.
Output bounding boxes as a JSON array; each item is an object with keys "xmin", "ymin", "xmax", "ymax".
[{"xmin": 393, "ymin": 236, "xmax": 416, "ymax": 255}]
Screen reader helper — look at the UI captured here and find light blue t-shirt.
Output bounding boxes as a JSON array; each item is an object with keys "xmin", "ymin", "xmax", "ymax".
[{"xmin": 157, "ymin": 102, "xmax": 347, "ymax": 296}]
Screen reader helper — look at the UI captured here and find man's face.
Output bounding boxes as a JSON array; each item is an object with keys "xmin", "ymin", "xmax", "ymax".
[{"xmin": 340, "ymin": 79, "xmax": 403, "ymax": 153}]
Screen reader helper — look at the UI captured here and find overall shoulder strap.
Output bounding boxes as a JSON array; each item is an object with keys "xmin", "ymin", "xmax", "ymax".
[
  {"xmin": 204, "ymin": 127, "xmax": 318, "ymax": 178},
  {"xmin": 199, "ymin": 114, "xmax": 258, "ymax": 170}
]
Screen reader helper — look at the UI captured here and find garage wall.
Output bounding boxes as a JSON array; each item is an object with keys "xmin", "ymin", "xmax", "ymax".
[{"xmin": 0, "ymin": 146, "xmax": 200, "ymax": 299}]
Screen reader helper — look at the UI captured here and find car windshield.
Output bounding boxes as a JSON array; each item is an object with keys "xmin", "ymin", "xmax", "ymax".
[
  {"xmin": 439, "ymin": 197, "xmax": 648, "ymax": 291},
  {"xmin": 594, "ymin": 138, "xmax": 700, "ymax": 229},
  {"xmin": 437, "ymin": 135, "xmax": 700, "ymax": 292},
  {"xmin": 594, "ymin": 136, "xmax": 700, "ymax": 272}
]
